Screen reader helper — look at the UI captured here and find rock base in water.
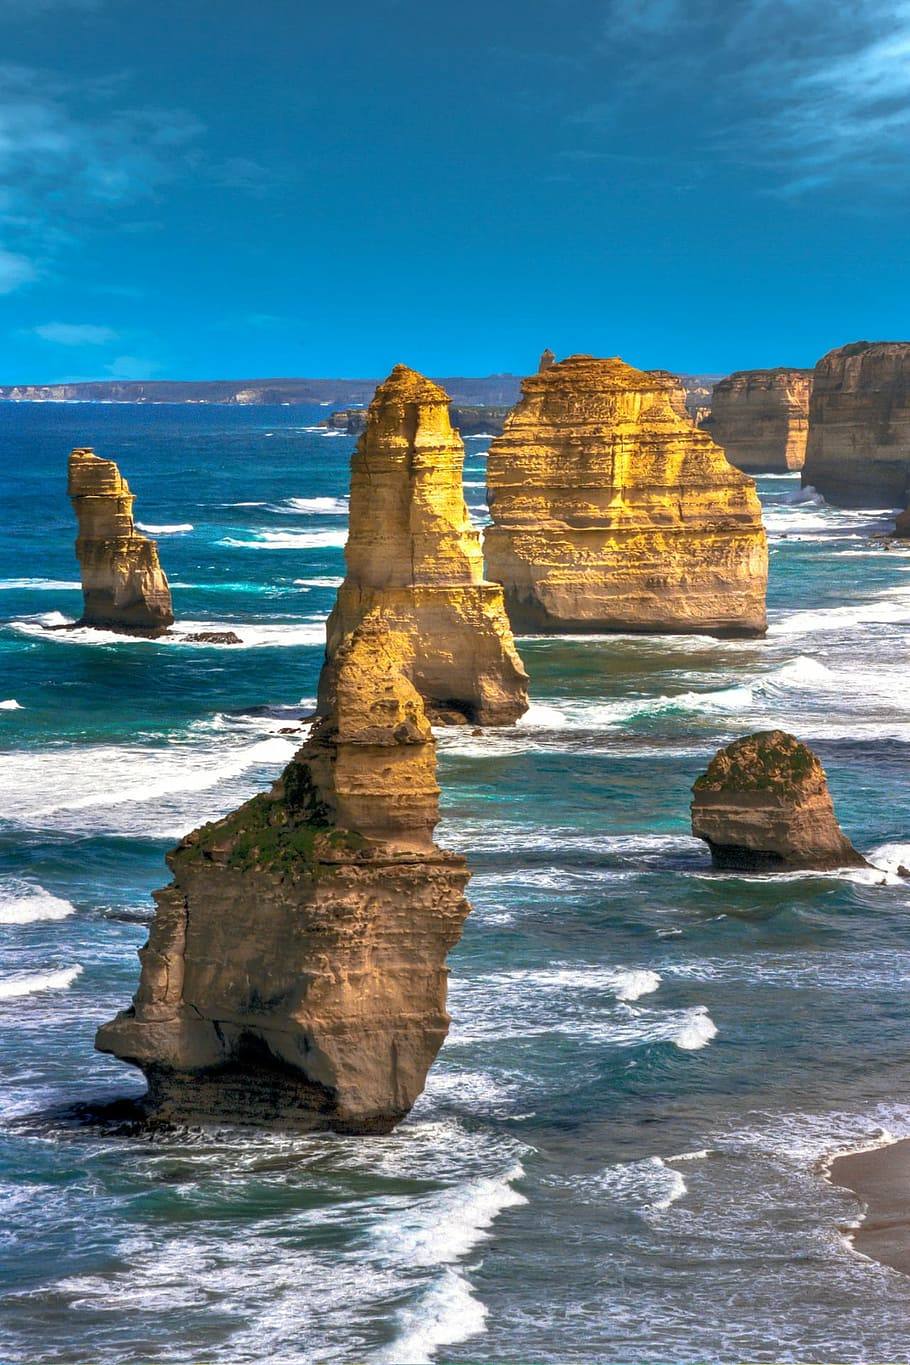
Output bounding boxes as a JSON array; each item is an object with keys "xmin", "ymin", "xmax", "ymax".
[
  {"xmin": 96, "ymin": 614, "xmax": 471, "ymax": 1133},
  {"xmin": 691, "ymin": 730, "xmax": 867, "ymax": 871}
]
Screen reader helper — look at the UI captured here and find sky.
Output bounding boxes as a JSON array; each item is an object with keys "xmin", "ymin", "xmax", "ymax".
[{"xmin": 0, "ymin": 0, "xmax": 909, "ymax": 382}]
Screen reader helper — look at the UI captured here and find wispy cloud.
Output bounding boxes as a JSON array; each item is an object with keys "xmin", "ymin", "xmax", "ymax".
[
  {"xmin": 0, "ymin": 245, "xmax": 35, "ymax": 293},
  {"xmin": 577, "ymin": 0, "xmax": 910, "ymax": 194},
  {"xmin": 33, "ymin": 321, "xmax": 118, "ymax": 345}
]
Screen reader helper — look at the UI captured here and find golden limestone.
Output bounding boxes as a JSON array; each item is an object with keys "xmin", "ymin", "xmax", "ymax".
[
  {"xmin": 320, "ymin": 364, "xmax": 528, "ymax": 724},
  {"xmin": 96, "ymin": 613, "xmax": 471, "ymax": 1133},
  {"xmin": 703, "ymin": 369, "xmax": 812, "ymax": 473},
  {"xmin": 484, "ymin": 354, "xmax": 767, "ymax": 636},
  {"xmin": 67, "ymin": 447, "xmax": 173, "ymax": 634}
]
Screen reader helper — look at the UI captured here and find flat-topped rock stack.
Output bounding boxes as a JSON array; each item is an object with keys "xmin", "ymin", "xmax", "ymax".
[
  {"xmin": 96, "ymin": 613, "xmax": 472, "ymax": 1133},
  {"xmin": 691, "ymin": 730, "xmax": 867, "ymax": 872},
  {"xmin": 67, "ymin": 447, "xmax": 173, "ymax": 635},
  {"xmin": 703, "ymin": 368, "xmax": 813, "ymax": 472},
  {"xmin": 484, "ymin": 354, "xmax": 768, "ymax": 637},
  {"xmin": 320, "ymin": 364, "xmax": 528, "ymax": 725},
  {"xmin": 802, "ymin": 342, "xmax": 910, "ymax": 506}
]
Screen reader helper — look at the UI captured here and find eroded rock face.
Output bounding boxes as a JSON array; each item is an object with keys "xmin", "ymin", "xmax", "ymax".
[
  {"xmin": 67, "ymin": 447, "xmax": 173, "ymax": 634},
  {"xmin": 96, "ymin": 614, "xmax": 471, "ymax": 1133},
  {"xmin": 691, "ymin": 730, "xmax": 866, "ymax": 871},
  {"xmin": 802, "ymin": 342, "xmax": 910, "ymax": 506},
  {"xmin": 484, "ymin": 354, "xmax": 768, "ymax": 636},
  {"xmin": 703, "ymin": 369, "xmax": 812, "ymax": 472},
  {"xmin": 320, "ymin": 365, "xmax": 528, "ymax": 725}
]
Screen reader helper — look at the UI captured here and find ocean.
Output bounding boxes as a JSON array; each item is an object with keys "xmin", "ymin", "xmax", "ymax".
[{"xmin": 2, "ymin": 401, "xmax": 910, "ymax": 1364}]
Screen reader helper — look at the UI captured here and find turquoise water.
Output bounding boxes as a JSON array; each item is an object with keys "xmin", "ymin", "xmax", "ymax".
[{"xmin": 3, "ymin": 402, "xmax": 910, "ymax": 1363}]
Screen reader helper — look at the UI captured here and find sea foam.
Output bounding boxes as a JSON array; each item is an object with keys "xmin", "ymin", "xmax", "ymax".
[
  {"xmin": 0, "ymin": 880, "xmax": 76, "ymax": 924},
  {"xmin": 0, "ymin": 965, "xmax": 82, "ymax": 999}
]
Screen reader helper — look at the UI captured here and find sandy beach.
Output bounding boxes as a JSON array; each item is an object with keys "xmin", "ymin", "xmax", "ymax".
[{"xmin": 829, "ymin": 1139, "xmax": 910, "ymax": 1276}]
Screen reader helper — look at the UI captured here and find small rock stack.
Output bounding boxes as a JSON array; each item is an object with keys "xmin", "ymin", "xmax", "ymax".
[{"xmin": 67, "ymin": 446, "xmax": 173, "ymax": 635}]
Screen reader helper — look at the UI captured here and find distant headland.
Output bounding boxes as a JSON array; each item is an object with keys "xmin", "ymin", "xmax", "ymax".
[{"xmin": 0, "ymin": 371, "xmax": 719, "ymax": 412}]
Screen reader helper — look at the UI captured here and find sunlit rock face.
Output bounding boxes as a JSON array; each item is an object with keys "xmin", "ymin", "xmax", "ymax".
[
  {"xmin": 691, "ymin": 730, "xmax": 866, "ymax": 872},
  {"xmin": 320, "ymin": 364, "xmax": 528, "ymax": 725},
  {"xmin": 483, "ymin": 354, "xmax": 768, "ymax": 637},
  {"xmin": 67, "ymin": 447, "xmax": 173, "ymax": 634},
  {"xmin": 96, "ymin": 614, "xmax": 472, "ymax": 1134},
  {"xmin": 703, "ymin": 369, "xmax": 812, "ymax": 472},
  {"xmin": 802, "ymin": 342, "xmax": 910, "ymax": 506}
]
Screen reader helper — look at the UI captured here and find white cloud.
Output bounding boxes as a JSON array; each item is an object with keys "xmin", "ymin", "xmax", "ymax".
[
  {"xmin": 34, "ymin": 321, "xmax": 118, "ymax": 345},
  {"xmin": 106, "ymin": 354, "xmax": 160, "ymax": 379},
  {"xmin": 0, "ymin": 245, "xmax": 35, "ymax": 293}
]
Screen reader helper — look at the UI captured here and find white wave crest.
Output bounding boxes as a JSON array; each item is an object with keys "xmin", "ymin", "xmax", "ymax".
[
  {"xmin": 373, "ymin": 1268, "xmax": 487, "ymax": 1365},
  {"xmin": 673, "ymin": 1008, "xmax": 718, "ymax": 1050},
  {"xmin": 7, "ymin": 614, "xmax": 326, "ymax": 650},
  {"xmin": 0, "ymin": 699, "xmax": 22, "ymax": 710},
  {"xmin": 0, "ymin": 965, "xmax": 82, "ymax": 999},
  {"xmin": 0, "ymin": 880, "xmax": 76, "ymax": 924},
  {"xmin": 279, "ymin": 496, "xmax": 348, "ymax": 515},
  {"xmin": 293, "ymin": 576, "xmax": 344, "ymax": 588},
  {"xmin": 220, "ymin": 528, "xmax": 348, "ymax": 550},
  {"xmin": 0, "ymin": 577, "xmax": 81, "ymax": 591},
  {"xmin": 590, "ymin": 1155, "xmax": 688, "ymax": 1213},
  {"xmin": 135, "ymin": 522, "xmax": 193, "ymax": 534}
]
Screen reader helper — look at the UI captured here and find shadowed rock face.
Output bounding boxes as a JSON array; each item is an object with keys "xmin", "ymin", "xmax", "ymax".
[
  {"xmin": 67, "ymin": 447, "xmax": 173, "ymax": 634},
  {"xmin": 703, "ymin": 369, "xmax": 812, "ymax": 472},
  {"xmin": 320, "ymin": 365, "xmax": 528, "ymax": 726},
  {"xmin": 96, "ymin": 615, "xmax": 471, "ymax": 1133},
  {"xmin": 484, "ymin": 354, "xmax": 768, "ymax": 637},
  {"xmin": 691, "ymin": 730, "xmax": 866, "ymax": 871},
  {"xmin": 802, "ymin": 342, "xmax": 910, "ymax": 506}
]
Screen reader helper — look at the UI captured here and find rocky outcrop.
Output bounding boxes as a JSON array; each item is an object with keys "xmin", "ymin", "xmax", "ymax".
[
  {"xmin": 703, "ymin": 368, "xmax": 812, "ymax": 472},
  {"xmin": 96, "ymin": 614, "xmax": 471, "ymax": 1133},
  {"xmin": 484, "ymin": 354, "xmax": 768, "ymax": 636},
  {"xmin": 538, "ymin": 348, "xmax": 556, "ymax": 372},
  {"xmin": 320, "ymin": 365, "xmax": 528, "ymax": 725},
  {"xmin": 691, "ymin": 730, "xmax": 866, "ymax": 871},
  {"xmin": 802, "ymin": 342, "xmax": 910, "ymax": 506},
  {"xmin": 67, "ymin": 447, "xmax": 173, "ymax": 634}
]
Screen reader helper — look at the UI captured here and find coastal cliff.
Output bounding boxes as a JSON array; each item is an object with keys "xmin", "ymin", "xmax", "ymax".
[
  {"xmin": 691, "ymin": 730, "xmax": 866, "ymax": 871},
  {"xmin": 96, "ymin": 614, "xmax": 471, "ymax": 1133},
  {"xmin": 67, "ymin": 447, "xmax": 173, "ymax": 635},
  {"xmin": 483, "ymin": 354, "xmax": 768, "ymax": 636},
  {"xmin": 320, "ymin": 365, "xmax": 528, "ymax": 725},
  {"xmin": 802, "ymin": 342, "xmax": 910, "ymax": 506},
  {"xmin": 703, "ymin": 368, "xmax": 812, "ymax": 472}
]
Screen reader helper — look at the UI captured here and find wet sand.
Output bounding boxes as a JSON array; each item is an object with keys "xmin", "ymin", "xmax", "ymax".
[{"xmin": 829, "ymin": 1139, "xmax": 910, "ymax": 1276}]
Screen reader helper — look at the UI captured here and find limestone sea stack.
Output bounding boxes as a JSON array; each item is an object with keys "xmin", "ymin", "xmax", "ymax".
[
  {"xmin": 702, "ymin": 369, "xmax": 812, "ymax": 473},
  {"xmin": 96, "ymin": 613, "xmax": 471, "ymax": 1133},
  {"xmin": 802, "ymin": 342, "xmax": 910, "ymax": 506},
  {"xmin": 484, "ymin": 354, "xmax": 768, "ymax": 636},
  {"xmin": 691, "ymin": 730, "xmax": 867, "ymax": 871},
  {"xmin": 67, "ymin": 446, "xmax": 173, "ymax": 634},
  {"xmin": 320, "ymin": 365, "xmax": 528, "ymax": 725}
]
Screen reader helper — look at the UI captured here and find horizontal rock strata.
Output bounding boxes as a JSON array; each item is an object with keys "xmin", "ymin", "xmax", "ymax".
[
  {"xmin": 802, "ymin": 342, "xmax": 910, "ymax": 506},
  {"xmin": 321, "ymin": 365, "xmax": 528, "ymax": 725},
  {"xmin": 691, "ymin": 729, "xmax": 866, "ymax": 871},
  {"xmin": 484, "ymin": 354, "xmax": 768, "ymax": 636},
  {"xmin": 96, "ymin": 614, "xmax": 471, "ymax": 1133},
  {"xmin": 67, "ymin": 447, "xmax": 173, "ymax": 634},
  {"xmin": 702, "ymin": 368, "xmax": 812, "ymax": 472}
]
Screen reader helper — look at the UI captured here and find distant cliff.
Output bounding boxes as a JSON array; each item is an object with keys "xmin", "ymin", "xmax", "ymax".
[{"xmin": 0, "ymin": 372, "xmax": 721, "ymax": 410}]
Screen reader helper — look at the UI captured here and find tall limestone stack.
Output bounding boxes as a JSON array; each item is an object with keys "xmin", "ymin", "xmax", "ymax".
[
  {"xmin": 320, "ymin": 364, "xmax": 528, "ymax": 725},
  {"xmin": 484, "ymin": 354, "xmax": 768, "ymax": 636},
  {"xmin": 703, "ymin": 368, "xmax": 812, "ymax": 472},
  {"xmin": 691, "ymin": 730, "xmax": 867, "ymax": 871},
  {"xmin": 67, "ymin": 446, "xmax": 173, "ymax": 634},
  {"xmin": 802, "ymin": 342, "xmax": 910, "ymax": 506},
  {"xmin": 96, "ymin": 613, "xmax": 472, "ymax": 1133}
]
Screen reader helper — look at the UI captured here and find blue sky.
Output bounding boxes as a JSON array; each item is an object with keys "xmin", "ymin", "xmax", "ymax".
[{"xmin": 1, "ymin": 0, "xmax": 908, "ymax": 381}]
